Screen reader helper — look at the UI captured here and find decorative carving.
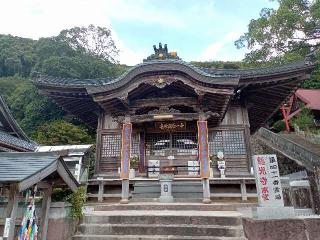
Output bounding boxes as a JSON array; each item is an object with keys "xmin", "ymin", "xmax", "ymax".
[
  {"xmin": 143, "ymin": 43, "xmax": 181, "ymax": 62},
  {"xmin": 149, "ymin": 76, "xmax": 176, "ymax": 89},
  {"xmin": 148, "ymin": 107, "xmax": 180, "ymax": 115},
  {"xmin": 115, "ymin": 115, "xmax": 125, "ymax": 123},
  {"xmin": 117, "ymin": 92, "xmax": 129, "ymax": 101},
  {"xmin": 195, "ymin": 89, "xmax": 205, "ymax": 96}
]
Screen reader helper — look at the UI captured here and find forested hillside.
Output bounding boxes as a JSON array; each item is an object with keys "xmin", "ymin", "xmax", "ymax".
[{"xmin": 0, "ymin": 25, "xmax": 126, "ymax": 144}]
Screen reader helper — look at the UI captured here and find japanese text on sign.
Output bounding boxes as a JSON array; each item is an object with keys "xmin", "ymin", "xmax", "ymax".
[{"xmin": 252, "ymin": 154, "xmax": 284, "ymax": 207}]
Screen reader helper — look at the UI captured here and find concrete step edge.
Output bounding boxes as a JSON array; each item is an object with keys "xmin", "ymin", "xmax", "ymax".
[
  {"xmin": 79, "ymin": 223, "xmax": 243, "ymax": 229},
  {"xmin": 73, "ymin": 234, "xmax": 247, "ymax": 239}
]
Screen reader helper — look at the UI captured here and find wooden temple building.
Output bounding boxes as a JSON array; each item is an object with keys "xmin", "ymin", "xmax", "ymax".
[{"xmin": 34, "ymin": 43, "xmax": 315, "ymax": 203}]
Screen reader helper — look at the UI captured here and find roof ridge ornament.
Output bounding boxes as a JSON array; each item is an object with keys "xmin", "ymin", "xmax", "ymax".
[{"xmin": 143, "ymin": 43, "xmax": 180, "ymax": 62}]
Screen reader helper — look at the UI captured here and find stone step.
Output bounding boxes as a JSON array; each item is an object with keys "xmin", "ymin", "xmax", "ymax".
[
  {"xmin": 82, "ymin": 211, "xmax": 242, "ymax": 226},
  {"xmin": 133, "ymin": 181, "xmax": 203, "ymax": 199},
  {"xmin": 90, "ymin": 203, "xmax": 254, "ymax": 211},
  {"xmin": 73, "ymin": 234, "xmax": 247, "ymax": 240},
  {"xmin": 78, "ymin": 223, "xmax": 244, "ymax": 237}
]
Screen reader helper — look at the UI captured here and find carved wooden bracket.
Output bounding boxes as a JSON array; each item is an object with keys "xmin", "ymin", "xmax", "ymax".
[{"xmin": 148, "ymin": 107, "xmax": 180, "ymax": 115}]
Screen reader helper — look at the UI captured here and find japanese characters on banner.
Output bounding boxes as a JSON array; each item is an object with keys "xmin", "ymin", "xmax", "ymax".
[
  {"xmin": 252, "ymin": 154, "xmax": 284, "ymax": 207},
  {"xmin": 197, "ymin": 121, "xmax": 210, "ymax": 178},
  {"xmin": 120, "ymin": 123, "xmax": 132, "ymax": 179}
]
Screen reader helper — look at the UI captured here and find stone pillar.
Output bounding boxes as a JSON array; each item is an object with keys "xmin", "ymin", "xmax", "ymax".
[
  {"xmin": 197, "ymin": 119, "xmax": 211, "ymax": 204},
  {"xmin": 307, "ymin": 167, "xmax": 320, "ymax": 214},
  {"xmin": 159, "ymin": 174, "xmax": 174, "ymax": 203},
  {"xmin": 120, "ymin": 117, "xmax": 132, "ymax": 204}
]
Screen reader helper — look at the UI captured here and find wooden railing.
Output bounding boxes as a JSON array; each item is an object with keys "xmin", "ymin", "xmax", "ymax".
[{"xmin": 257, "ymin": 128, "xmax": 320, "ymax": 170}]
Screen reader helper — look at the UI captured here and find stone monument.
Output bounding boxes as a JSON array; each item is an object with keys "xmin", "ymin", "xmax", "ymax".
[{"xmin": 252, "ymin": 154, "xmax": 295, "ymax": 219}]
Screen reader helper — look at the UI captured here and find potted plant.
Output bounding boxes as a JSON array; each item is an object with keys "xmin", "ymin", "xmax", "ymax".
[{"xmin": 130, "ymin": 155, "xmax": 138, "ymax": 179}]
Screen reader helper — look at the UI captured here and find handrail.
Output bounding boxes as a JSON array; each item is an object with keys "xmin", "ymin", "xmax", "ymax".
[{"xmin": 257, "ymin": 128, "xmax": 320, "ymax": 170}]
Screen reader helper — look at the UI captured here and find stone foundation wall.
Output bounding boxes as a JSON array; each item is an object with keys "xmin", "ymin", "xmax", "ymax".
[
  {"xmin": 243, "ymin": 217, "xmax": 320, "ymax": 240},
  {"xmin": 46, "ymin": 202, "xmax": 79, "ymax": 240}
]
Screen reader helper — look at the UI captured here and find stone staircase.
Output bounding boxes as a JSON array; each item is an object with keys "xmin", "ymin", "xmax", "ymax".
[
  {"xmin": 73, "ymin": 203, "xmax": 247, "ymax": 240},
  {"xmin": 257, "ymin": 127, "xmax": 320, "ymax": 171}
]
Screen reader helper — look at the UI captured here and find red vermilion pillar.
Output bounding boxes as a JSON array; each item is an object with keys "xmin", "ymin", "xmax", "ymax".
[
  {"xmin": 197, "ymin": 120, "xmax": 212, "ymax": 203},
  {"xmin": 281, "ymin": 106, "xmax": 290, "ymax": 132},
  {"xmin": 120, "ymin": 120, "xmax": 132, "ymax": 204}
]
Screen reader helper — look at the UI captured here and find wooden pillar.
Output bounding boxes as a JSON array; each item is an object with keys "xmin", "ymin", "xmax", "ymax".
[
  {"xmin": 138, "ymin": 131, "xmax": 145, "ymax": 173},
  {"xmin": 197, "ymin": 119, "xmax": 211, "ymax": 204},
  {"xmin": 120, "ymin": 117, "xmax": 132, "ymax": 204},
  {"xmin": 4, "ymin": 184, "xmax": 19, "ymax": 240},
  {"xmin": 39, "ymin": 187, "xmax": 52, "ymax": 240}
]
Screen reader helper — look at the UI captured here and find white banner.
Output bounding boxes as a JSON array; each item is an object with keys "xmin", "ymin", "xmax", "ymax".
[{"xmin": 3, "ymin": 218, "xmax": 11, "ymax": 237}]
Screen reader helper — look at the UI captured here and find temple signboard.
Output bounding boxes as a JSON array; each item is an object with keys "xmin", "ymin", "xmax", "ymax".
[
  {"xmin": 197, "ymin": 121, "xmax": 210, "ymax": 178},
  {"xmin": 120, "ymin": 123, "xmax": 132, "ymax": 179},
  {"xmin": 155, "ymin": 121, "xmax": 186, "ymax": 132},
  {"xmin": 252, "ymin": 154, "xmax": 284, "ymax": 207}
]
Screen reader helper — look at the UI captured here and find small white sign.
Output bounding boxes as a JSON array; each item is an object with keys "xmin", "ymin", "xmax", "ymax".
[
  {"xmin": 253, "ymin": 154, "xmax": 284, "ymax": 207},
  {"xmin": 3, "ymin": 218, "xmax": 11, "ymax": 237},
  {"xmin": 188, "ymin": 160, "xmax": 199, "ymax": 176},
  {"xmin": 148, "ymin": 160, "xmax": 160, "ymax": 177},
  {"xmin": 217, "ymin": 161, "xmax": 225, "ymax": 170}
]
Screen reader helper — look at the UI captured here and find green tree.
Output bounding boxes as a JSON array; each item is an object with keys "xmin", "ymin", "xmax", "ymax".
[
  {"xmin": 235, "ymin": 0, "xmax": 320, "ymax": 87},
  {"xmin": 290, "ymin": 108, "xmax": 315, "ymax": 130},
  {"xmin": 33, "ymin": 120, "xmax": 94, "ymax": 145},
  {"xmin": 5, "ymin": 80, "xmax": 64, "ymax": 134},
  {"xmin": 56, "ymin": 24, "xmax": 119, "ymax": 63},
  {"xmin": 0, "ymin": 34, "xmax": 36, "ymax": 77}
]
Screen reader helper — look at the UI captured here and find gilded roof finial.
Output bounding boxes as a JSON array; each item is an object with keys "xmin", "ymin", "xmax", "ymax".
[{"xmin": 144, "ymin": 43, "xmax": 180, "ymax": 62}]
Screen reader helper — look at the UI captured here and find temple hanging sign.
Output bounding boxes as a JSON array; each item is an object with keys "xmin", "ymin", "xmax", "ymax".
[
  {"xmin": 197, "ymin": 121, "xmax": 210, "ymax": 178},
  {"xmin": 155, "ymin": 121, "xmax": 186, "ymax": 132},
  {"xmin": 120, "ymin": 123, "xmax": 132, "ymax": 179}
]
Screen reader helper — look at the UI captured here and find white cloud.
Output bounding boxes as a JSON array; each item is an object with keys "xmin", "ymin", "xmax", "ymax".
[
  {"xmin": 0, "ymin": 0, "xmax": 181, "ymax": 65},
  {"xmin": 198, "ymin": 31, "xmax": 245, "ymax": 61},
  {"xmin": 111, "ymin": 32, "xmax": 145, "ymax": 65}
]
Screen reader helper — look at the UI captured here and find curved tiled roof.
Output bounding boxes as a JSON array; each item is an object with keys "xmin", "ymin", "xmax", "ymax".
[
  {"xmin": 0, "ymin": 96, "xmax": 37, "ymax": 151},
  {"xmin": 0, "ymin": 130, "xmax": 37, "ymax": 151},
  {"xmin": 34, "ymin": 59, "xmax": 313, "ymax": 88},
  {"xmin": 0, "ymin": 96, "xmax": 30, "ymax": 141}
]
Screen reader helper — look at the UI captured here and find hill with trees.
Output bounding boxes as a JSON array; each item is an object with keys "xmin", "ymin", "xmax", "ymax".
[{"xmin": 0, "ymin": 25, "xmax": 126, "ymax": 144}]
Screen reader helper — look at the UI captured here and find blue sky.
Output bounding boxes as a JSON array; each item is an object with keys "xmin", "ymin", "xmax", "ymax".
[{"xmin": 0, "ymin": 0, "xmax": 278, "ymax": 65}]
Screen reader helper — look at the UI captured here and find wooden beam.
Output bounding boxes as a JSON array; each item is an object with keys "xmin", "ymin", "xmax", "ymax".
[
  {"xmin": 57, "ymin": 160, "xmax": 78, "ymax": 192},
  {"xmin": 130, "ymin": 97, "xmax": 198, "ymax": 109},
  {"xmin": 39, "ymin": 186, "xmax": 52, "ymax": 240},
  {"xmin": 129, "ymin": 112, "xmax": 220, "ymax": 123},
  {"xmin": 18, "ymin": 162, "xmax": 57, "ymax": 192},
  {"xmin": 5, "ymin": 184, "xmax": 19, "ymax": 240}
]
